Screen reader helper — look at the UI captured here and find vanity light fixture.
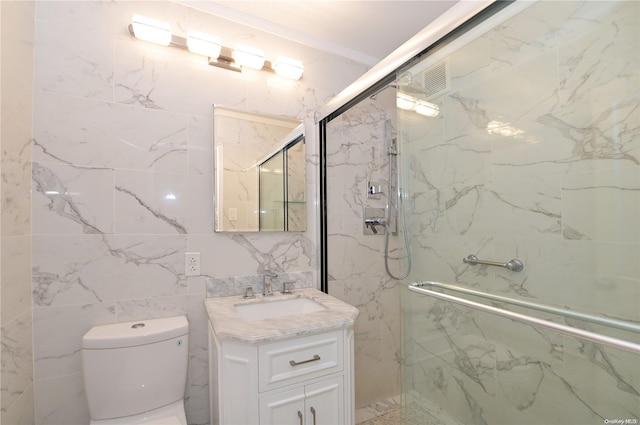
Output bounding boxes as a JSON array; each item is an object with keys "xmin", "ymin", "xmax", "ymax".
[
  {"xmin": 273, "ymin": 56, "xmax": 304, "ymax": 81},
  {"xmin": 186, "ymin": 29, "xmax": 222, "ymax": 59},
  {"xmin": 131, "ymin": 14, "xmax": 172, "ymax": 46},
  {"xmin": 129, "ymin": 14, "xmax": 303, "ymax": 80},
  {"xmin": 233, "ymin": 44, "xmax": 266, "ymax": 70}
]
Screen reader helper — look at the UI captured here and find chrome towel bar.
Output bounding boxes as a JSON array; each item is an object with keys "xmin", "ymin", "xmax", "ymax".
[
  {"xmin": 463, "ymin": 254, "xmax": 524, "ymax": 272},
  {"xmin": 409, "ymin": 282, "xmax": 640, "ymax": 355}
]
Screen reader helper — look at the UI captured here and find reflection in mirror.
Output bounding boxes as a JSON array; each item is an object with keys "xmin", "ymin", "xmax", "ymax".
[
  {"xmin": 213, "ymin": 105, "xmax": 306, "ymax": 232},
  {"xmin": 259, "ymin": 151, "xmax": 285, "ymax": 231},
  {"xmin": 286, "ymin": 138, "xmax": 306, "ymax": 231}
]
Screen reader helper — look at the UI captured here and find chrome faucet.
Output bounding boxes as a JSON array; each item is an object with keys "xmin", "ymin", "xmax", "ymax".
[
  {"xmin": 263, "ymin": 271, "xmax": 277, "ymax": 296},
  {"xmin": 365, "ymin": 217, "xmax": 387, "ymax": 234}
]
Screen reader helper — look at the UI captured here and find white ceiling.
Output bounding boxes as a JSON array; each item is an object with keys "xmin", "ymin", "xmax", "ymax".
[{"xmin": 180, "ymin": 1, "xmax": 458, "ymax": 66}]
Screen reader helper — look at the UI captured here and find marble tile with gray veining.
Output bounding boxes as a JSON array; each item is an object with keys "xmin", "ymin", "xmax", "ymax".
[
  {"xmin": 33, "ymin": 91, "xmax": 189, "ymax": 173},
  {"xmin": 34, "ymin": 373, "xmax": 89, "ymax": 425},
  {"xmin": 1, "ymin": 235, "xmax": 32, "ymax": 324},
  {"xmin": 32, "ymin": 162, "xmax": 114, "ymax": 235},
  {"xmin": 33, "ymin": 303, "xmax": 115, "ymax": 380},
  {"xmin": 114, "ymin": 170, "xmax": 212, "ymax": 235},
  {"xmin": 32, "ymin": 235, "xmax": 187, "ymax": 307},
  {"xmin": 187, "ymin": 352, "xmax": 209, "ymax": 414},
  {"xmin": 1, "ymin": 312, "xmax": 33, "ymax": 413},
  {"xmin": 207, "ymin": 270, "xmax": 314, "ymax": 298}
]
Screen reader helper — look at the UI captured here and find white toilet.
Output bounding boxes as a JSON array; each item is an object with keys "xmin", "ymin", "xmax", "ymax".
[{"xmin": 81, "ymin": 316, "xmax": 189, "ymax": 425}]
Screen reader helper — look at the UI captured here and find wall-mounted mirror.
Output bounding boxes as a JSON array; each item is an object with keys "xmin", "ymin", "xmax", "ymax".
[{"xmin": 213, "ymin": 105, "xmax": 306, "ymax": 232}]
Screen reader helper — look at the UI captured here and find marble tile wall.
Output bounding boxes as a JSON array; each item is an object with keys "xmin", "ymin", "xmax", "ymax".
[
  {"xmin": 1, "ymin": 1, "xmax": 35, "ymax": 423},
  {"xmin": 30, "ymin": 2, "xmax": 367, "ymax": 424},
  {"xmin": 401, "ymin": 1, "xmax": 640, "ymax": 424},
  {"xmin": 326, "ymin": 87, "xmax": 405, "ymax": 408}
]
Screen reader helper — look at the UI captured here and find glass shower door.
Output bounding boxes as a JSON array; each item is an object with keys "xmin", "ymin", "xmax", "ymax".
[{"xmin": 400, "ymin": 1, "xmax": 640, "ymax": 424}]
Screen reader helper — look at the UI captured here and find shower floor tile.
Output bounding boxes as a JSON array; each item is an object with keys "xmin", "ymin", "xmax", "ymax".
[{"xmin": 356, "ymin": 403, "xmax": 444, "ymax": 425}]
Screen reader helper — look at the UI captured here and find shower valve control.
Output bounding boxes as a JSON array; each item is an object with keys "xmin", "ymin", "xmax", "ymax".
[
  {"xmin": 364, "ymin": 207, "xmax": 386, "ymax": 235},
  {"xmin": 367, "ymin": 181, "xmax": 382, "ymax": 199}
]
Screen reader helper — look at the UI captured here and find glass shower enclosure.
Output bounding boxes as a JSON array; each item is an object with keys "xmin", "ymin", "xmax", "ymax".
[
  {"xmin": 399, "ymin": 1, "xmax": 640, "ymax": 424},
  {"xmin": 321, "ymin": 1, "xmax": 639, "ymax": 424}
]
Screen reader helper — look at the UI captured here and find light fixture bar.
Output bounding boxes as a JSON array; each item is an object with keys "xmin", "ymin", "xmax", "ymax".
[
  {"xmin": 208, "ymin": 46, "xmax": 242, "ymax": 72},
  {"xmin": 129, "ymin": 15, "xmax": 303, "ymax": 80}
]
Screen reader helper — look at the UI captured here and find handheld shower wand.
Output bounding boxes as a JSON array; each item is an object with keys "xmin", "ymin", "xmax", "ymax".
[{"xmin": 383, "ymin": 120, "xmax": 411, "ymax": 280}]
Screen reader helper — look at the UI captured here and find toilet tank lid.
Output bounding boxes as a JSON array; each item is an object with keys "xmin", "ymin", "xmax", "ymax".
[{"xmin": 82, "ymin": 316, "xmax": 189, "ymax": 349}]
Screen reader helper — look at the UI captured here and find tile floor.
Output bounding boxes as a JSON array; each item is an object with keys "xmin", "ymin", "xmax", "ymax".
[{"xmin": 356, "ymin": 397, "xmax": 444, "ymax": 425}]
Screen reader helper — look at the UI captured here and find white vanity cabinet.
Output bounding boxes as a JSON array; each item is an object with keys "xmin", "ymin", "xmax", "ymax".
[
  {"xmin": 259, "ymin": 376, "xmax": 343, "ymax": 425},
  {"xmin": 205, "ymin": 288, "xmax": 359, "ymax": 425},
  {"xmin": 209, "ymin": 326, "xmax": 354, "ymax": 425}
]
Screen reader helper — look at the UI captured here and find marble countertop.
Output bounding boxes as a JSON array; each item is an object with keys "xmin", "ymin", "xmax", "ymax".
[{"xmin": 205, "ymin": 288, "xmax": 359, "ymax": 344}]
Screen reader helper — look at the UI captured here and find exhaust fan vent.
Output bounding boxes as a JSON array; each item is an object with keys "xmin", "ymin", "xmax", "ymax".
[{"xmin": 422, "ymin": 61, "xmax": 449, "ymax": 98}]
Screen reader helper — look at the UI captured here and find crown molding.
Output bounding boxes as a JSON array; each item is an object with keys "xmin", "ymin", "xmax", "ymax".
[{"xmin": 176, "ymin": 1, "xmax": 379, "ymax": 66}]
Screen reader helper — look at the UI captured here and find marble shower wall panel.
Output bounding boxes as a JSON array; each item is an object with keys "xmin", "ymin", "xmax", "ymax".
[
  {"xmin": 329, "ymin": 277, "xmax": 401, "ymax": 407},
  {"xmin": 31, "ymin": 1, "xmax": 367, "ymax": 423},
  {"xmin": 402, "ymin": 1, "xmax": 640, "ymax": 424},
  {"xmin": 326, "ymin": 92, "xmax": 399, "ymax": 282},
  {"xmin": 410, "ymin": 235, "xmax": 496, "ymax": 292},
  {"xmin": 405, "ymin": 295, "xmax": 639, "ymax": 425},
  {"xmin": 562, "ymin": 167, "xmax": 640, "ymax": 243},
  {"xmin": 326, "ymin": 87, "xmax": 404, "ymax": 408}
]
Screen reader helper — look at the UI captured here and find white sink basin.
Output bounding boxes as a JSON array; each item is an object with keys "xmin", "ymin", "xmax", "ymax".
[{"xmin": 236, "ymin": 297, "xmax": 326, "ymax": 321}]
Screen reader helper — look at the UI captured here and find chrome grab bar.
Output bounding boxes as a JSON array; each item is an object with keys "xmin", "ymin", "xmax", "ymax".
[
  {"xmin": 409, "ymin": 282, "xmax": 640, "ymax": 355},
  {"xmin": 463, "ymin": 254, "xmax": 524, "ymax": 272}
]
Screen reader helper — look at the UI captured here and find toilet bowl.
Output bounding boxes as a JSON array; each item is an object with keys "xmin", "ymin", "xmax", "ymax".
[{"xmin": 81, "ymin": 316, "xmax": 189, "ymax": 425}]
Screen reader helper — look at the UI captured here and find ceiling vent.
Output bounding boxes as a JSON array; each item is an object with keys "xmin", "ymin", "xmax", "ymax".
[{"xmin": 421, "ymin": 60, "xmax": 449, "ymax": 99}]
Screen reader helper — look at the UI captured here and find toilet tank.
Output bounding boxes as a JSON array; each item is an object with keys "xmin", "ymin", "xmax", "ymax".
[{"xmin": 82, "ymin": 316, "xmax": 189, "ymax": 420}]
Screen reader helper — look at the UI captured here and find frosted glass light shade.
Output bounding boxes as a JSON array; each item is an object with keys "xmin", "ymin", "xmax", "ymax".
[
  {"xmin": 414, "ymin": 100, "xmax": 440, "ymax": 117},
  {"xmin": 396, "ymin": 92, "xmax": 416, "ymax": 110},
  {"xmin": 187, "ymin": 30, "xmax": 221, "ymax": 58},
  {"xmin": 131, "ymin": 14, "xmax": 171, "ymax": 46},
  {"xmin": 233, "ymin": 44, "xmax": 265, "ymax": 70},
  {"xmin": 273, "ymin": 56, "xmax": 304, "ymax": 80}
]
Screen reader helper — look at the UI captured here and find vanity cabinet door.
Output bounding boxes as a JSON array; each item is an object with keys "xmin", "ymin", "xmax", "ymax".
[
  {"xmin": 304, "ymin": 376, "xmax": 344, "ymax": 425},
  {"xmin": 259, "ymin": 377, "xmax": 344, "ymax": 425},
  {"xmin": 259, "ymin": 387, "xmax": 306, "ymax": 425}
]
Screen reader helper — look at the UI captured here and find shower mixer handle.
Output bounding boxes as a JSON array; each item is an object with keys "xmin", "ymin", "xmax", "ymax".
[
  {"xmin": 365, "ymin": 217, "xmax": 387, "ymax": 234},
  {"xmin": 365, "ymin": 217, "xmax": 387, "ymax": 226}
]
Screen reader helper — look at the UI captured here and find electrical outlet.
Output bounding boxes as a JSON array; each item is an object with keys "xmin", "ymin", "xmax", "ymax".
[{"xmin": 185, "ymin": 252, "xmax": 200, "ymax": 276}]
